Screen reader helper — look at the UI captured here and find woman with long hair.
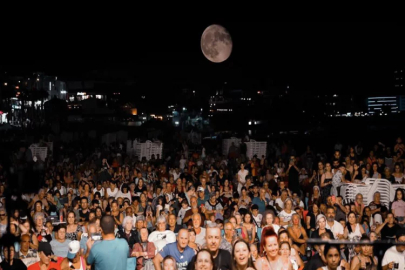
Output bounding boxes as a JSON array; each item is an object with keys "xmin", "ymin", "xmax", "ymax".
[
  {"xmin": 391, "ymin": 188, "xmax": 405, "ymax": 226},
  {"xmin": 229, "ymin": 216, "xmax": 248, "ymax": 240},
  {"xmin": 344, "ymin": 211, "xmax": 365, "ymax": 262},
  {"xmin": 317, "ymin": 244, "xmax": 349, "ymax": 270},
  {"xmin": 279, "ymin": 241, "xmax": 299, "ymax": 270},
  {"xmin": 287, "ymin": 213, "xmax": 308, "ymax": 256},
  {"xmin": 194, "ymin": 249, "xmax": 215, "ymax": 270},
  {"xmin": 30, "ymin": 200, "xmax": 48, "ymax": 218},
  {"xmin": 278, "ymin": 230, "xmax": 304, "ymax": 269},
  {"xmin": 110, "ymin": 200, "xmax": 123, "ymax": 226},
  {"xmin": 239, "ymin": 187, "xmax": 252, "ymax": 210},
  {"xmin": 309, "ymin": 186, "xmax": 321, "ymax": 207},
  {"xmin": 261, "ymin": 211, "xmax": 280, "ymax": 235},
  {"xmin": 370, "ymin": 162, "xmax": 381, "ymax": 179},
  {"xmin": 117, "ymin": 184, "xmax": 131, "ymax": 202},
  {"xmin": 242, "ymin": 212, "xmax": 257, "ymax": 244},
  {"xmin": 250, "ymin": 244, "xmax": 259, "ymax": 263},
  {"xmin": 163, "ymin": 255, "xmax": 178, "ymax": 270},
  {"xmin": 350, "ymin": 235, "xmax": 377, "ymax": 270},
  {"xmin": 392, "ymin": 163, "xmax": 405, "ymax": 184},
  {"xmin": 237, "ymin": 163, "xmax": 249, "ymax": 195},
  {"xmin": 255, "ymin": 226, "xmax": 293, "ymax": 270},
  {"xmin": 137, "ymin": 193, "xmax": 148, "ymax": 216},
  {"xmin": 232, "ymin": 239, "xmax": 256, "ymax": 270},
  {"xmin": 310, "ymin": 215, "xmax": 334, "ymax": 253},
  {"xmin": 306, "ymin": 203, "xmax": 321, "ymax": 235},
  {"xmin": 135, "ymin": 178, "xmax": 147, "ymax": 195},
  {"xmin": 321, "ymin": 163, "xmax": 333, "ymax": 204},
  {"xmin": 352, "ymin": 163, "xmax": 363, "ymax": 183},
  {"xmin": 188, "ymin": 228, "xmax": 200, "ymax": 253},
  {"xmin": 66, "ymin": 211, "xmax": 82, "ymax": 241}
]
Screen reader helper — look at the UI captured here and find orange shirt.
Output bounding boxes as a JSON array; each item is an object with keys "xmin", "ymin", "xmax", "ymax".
[{"xmin": 28, "ymin": 261, "xmax": 61, "ymax": 270}]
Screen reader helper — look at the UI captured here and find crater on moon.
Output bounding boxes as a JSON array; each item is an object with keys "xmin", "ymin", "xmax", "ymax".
[{"xmin": 201, "ymin": 24, "xmax": 233, "ymax": 63}]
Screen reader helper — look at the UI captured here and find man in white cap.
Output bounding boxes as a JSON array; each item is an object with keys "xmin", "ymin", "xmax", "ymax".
[{"xmin": 61, "ymin": 241, "xmax": 88, "ymax": 270}]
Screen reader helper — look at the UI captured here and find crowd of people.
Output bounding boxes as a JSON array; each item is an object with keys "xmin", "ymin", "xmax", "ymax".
[{"xmin": 0, "ymin": 136, "xmax": 405, "ymax": 270}]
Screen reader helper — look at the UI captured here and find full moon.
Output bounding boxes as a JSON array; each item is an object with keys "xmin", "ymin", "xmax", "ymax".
[{"xmin": 201, "ymin": 24, "xmax": 233, "ymax": 63}]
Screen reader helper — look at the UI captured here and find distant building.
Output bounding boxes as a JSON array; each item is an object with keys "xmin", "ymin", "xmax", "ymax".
[{"xmin": 367, "ymin": 96, "xmax": 400, "ymax": 115}]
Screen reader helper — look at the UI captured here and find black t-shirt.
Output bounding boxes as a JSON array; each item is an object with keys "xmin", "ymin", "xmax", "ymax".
[
  {"xmin": 79, "ymin": 209, "xmax": 90, "ymax": 221},
  {"xmin": 381, "ymin": 223, "xmax": 400, "ymax": 239},
  {"xmin": 303, "ymin": 253, "xmax": 324, "ymax": 270},
  {"xmin": 288, "ymin": 167, "xmax": 299, "ymax": 193},
  {"xmin": 310, "ymin": 228, "xmax": 334, "ymax": 240},
  {"xmin": 0, "ymin": 258, "xmax": 27, "ymax": 270},
  {"xmin": 135, "ymin": 186, "xmax": 146, "ymax": 194},
  {"xmin": 214, "ymin": 249, "xmax": 232, "ymax": 270},
  {"xmin": 166, "ymin": 224, "xmax": 183, "ymax": 234}
]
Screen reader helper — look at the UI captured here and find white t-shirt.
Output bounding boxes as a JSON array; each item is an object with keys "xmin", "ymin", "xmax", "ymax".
[
  {"xmin": 238, "ymin": 170, "xmax": 249, "ymax": 184},
  {"xmin": 195, "ymin": 227, "xmax": 206, "ymax": 246},
  {"xmin": 116, "ymin": 191, "xmax": 131, "ymax": 202},
  {"xmin": 172, "ymin": 171, "xmax": 181, "ymax": 181},
  {"xmin": 54, "ymin": 186, "xmax": 67, "ymax": 196},
  {"xmin": 93, "ymin": 188, "xmax": 104, "ymax": 197},
  {"xmin": 148, "ymin": 230, "xmax": 176, "ymax": 252},
  {"xmin": 106, "ymin": 188, "xmax": 119, "ymax": 198},
  {"xmin": 325, "ymin": 220, "xmax": 344, "ymax": 239},
  {"xmin": 179, "ymin": 159, "xmax": 187, "ymax": 170},
  {"xmin": 253, "ymin": 214, "xmax": 263, "ymax": 225},
  {"xmin": 275, "ymin": 198, "xmax": 285, "ymax": 209},
  {"xmin": 382, "ymin": 246, "xmax": 405, "ymax": 270},
  {"xmin": 278, "ymin": 210, "xmax": 296, "ymax": 228}
]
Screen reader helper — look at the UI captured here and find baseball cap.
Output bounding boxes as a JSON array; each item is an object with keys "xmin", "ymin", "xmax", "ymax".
[
  {"xmin": 38, "ymin": 242, "xmax": 53, "ymax": 256},
  {"xmin": 197, "ymin": 187, "xmax": 204, "ymax": 192},
  {"xmin": 67, "ymin": 241, "xmax": 80, "ymax": 259},
  {"xmin": 374, "ymin": 213, "xmax": 382, "ymax": 224}
]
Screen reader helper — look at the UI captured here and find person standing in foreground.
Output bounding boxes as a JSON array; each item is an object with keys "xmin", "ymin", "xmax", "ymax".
[{"xmin": 86, "ymin": 215, "xmax": 129, "ymax": 270}]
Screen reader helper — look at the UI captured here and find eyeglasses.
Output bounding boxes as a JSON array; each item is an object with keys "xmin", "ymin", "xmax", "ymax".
[{"xmin": 0, "ymin": 214, "xmax": 5, "ymax": 216}]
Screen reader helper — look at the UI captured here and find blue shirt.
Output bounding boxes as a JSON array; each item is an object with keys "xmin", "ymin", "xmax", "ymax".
[
  {"xmin": 159, "ymin": 242, "xmax": 194, "ymax": 270},
  {"xmin": 87, "ymin": 238, "xmax": 129, "ymax": 270},
  {"xmin": 252, "ymin": 197, "xmax": 267, "ymax": 213}
]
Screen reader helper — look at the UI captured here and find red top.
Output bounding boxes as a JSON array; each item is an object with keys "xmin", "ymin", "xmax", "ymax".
[{"xmin": 28, "ymin": 261, "xmax": 61, "ymax": 270}]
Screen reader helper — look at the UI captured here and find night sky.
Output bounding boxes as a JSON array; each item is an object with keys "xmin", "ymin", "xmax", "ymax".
[{"xmin": 2, "ymin": 21, "xmax": 404, "ymax": 97}]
